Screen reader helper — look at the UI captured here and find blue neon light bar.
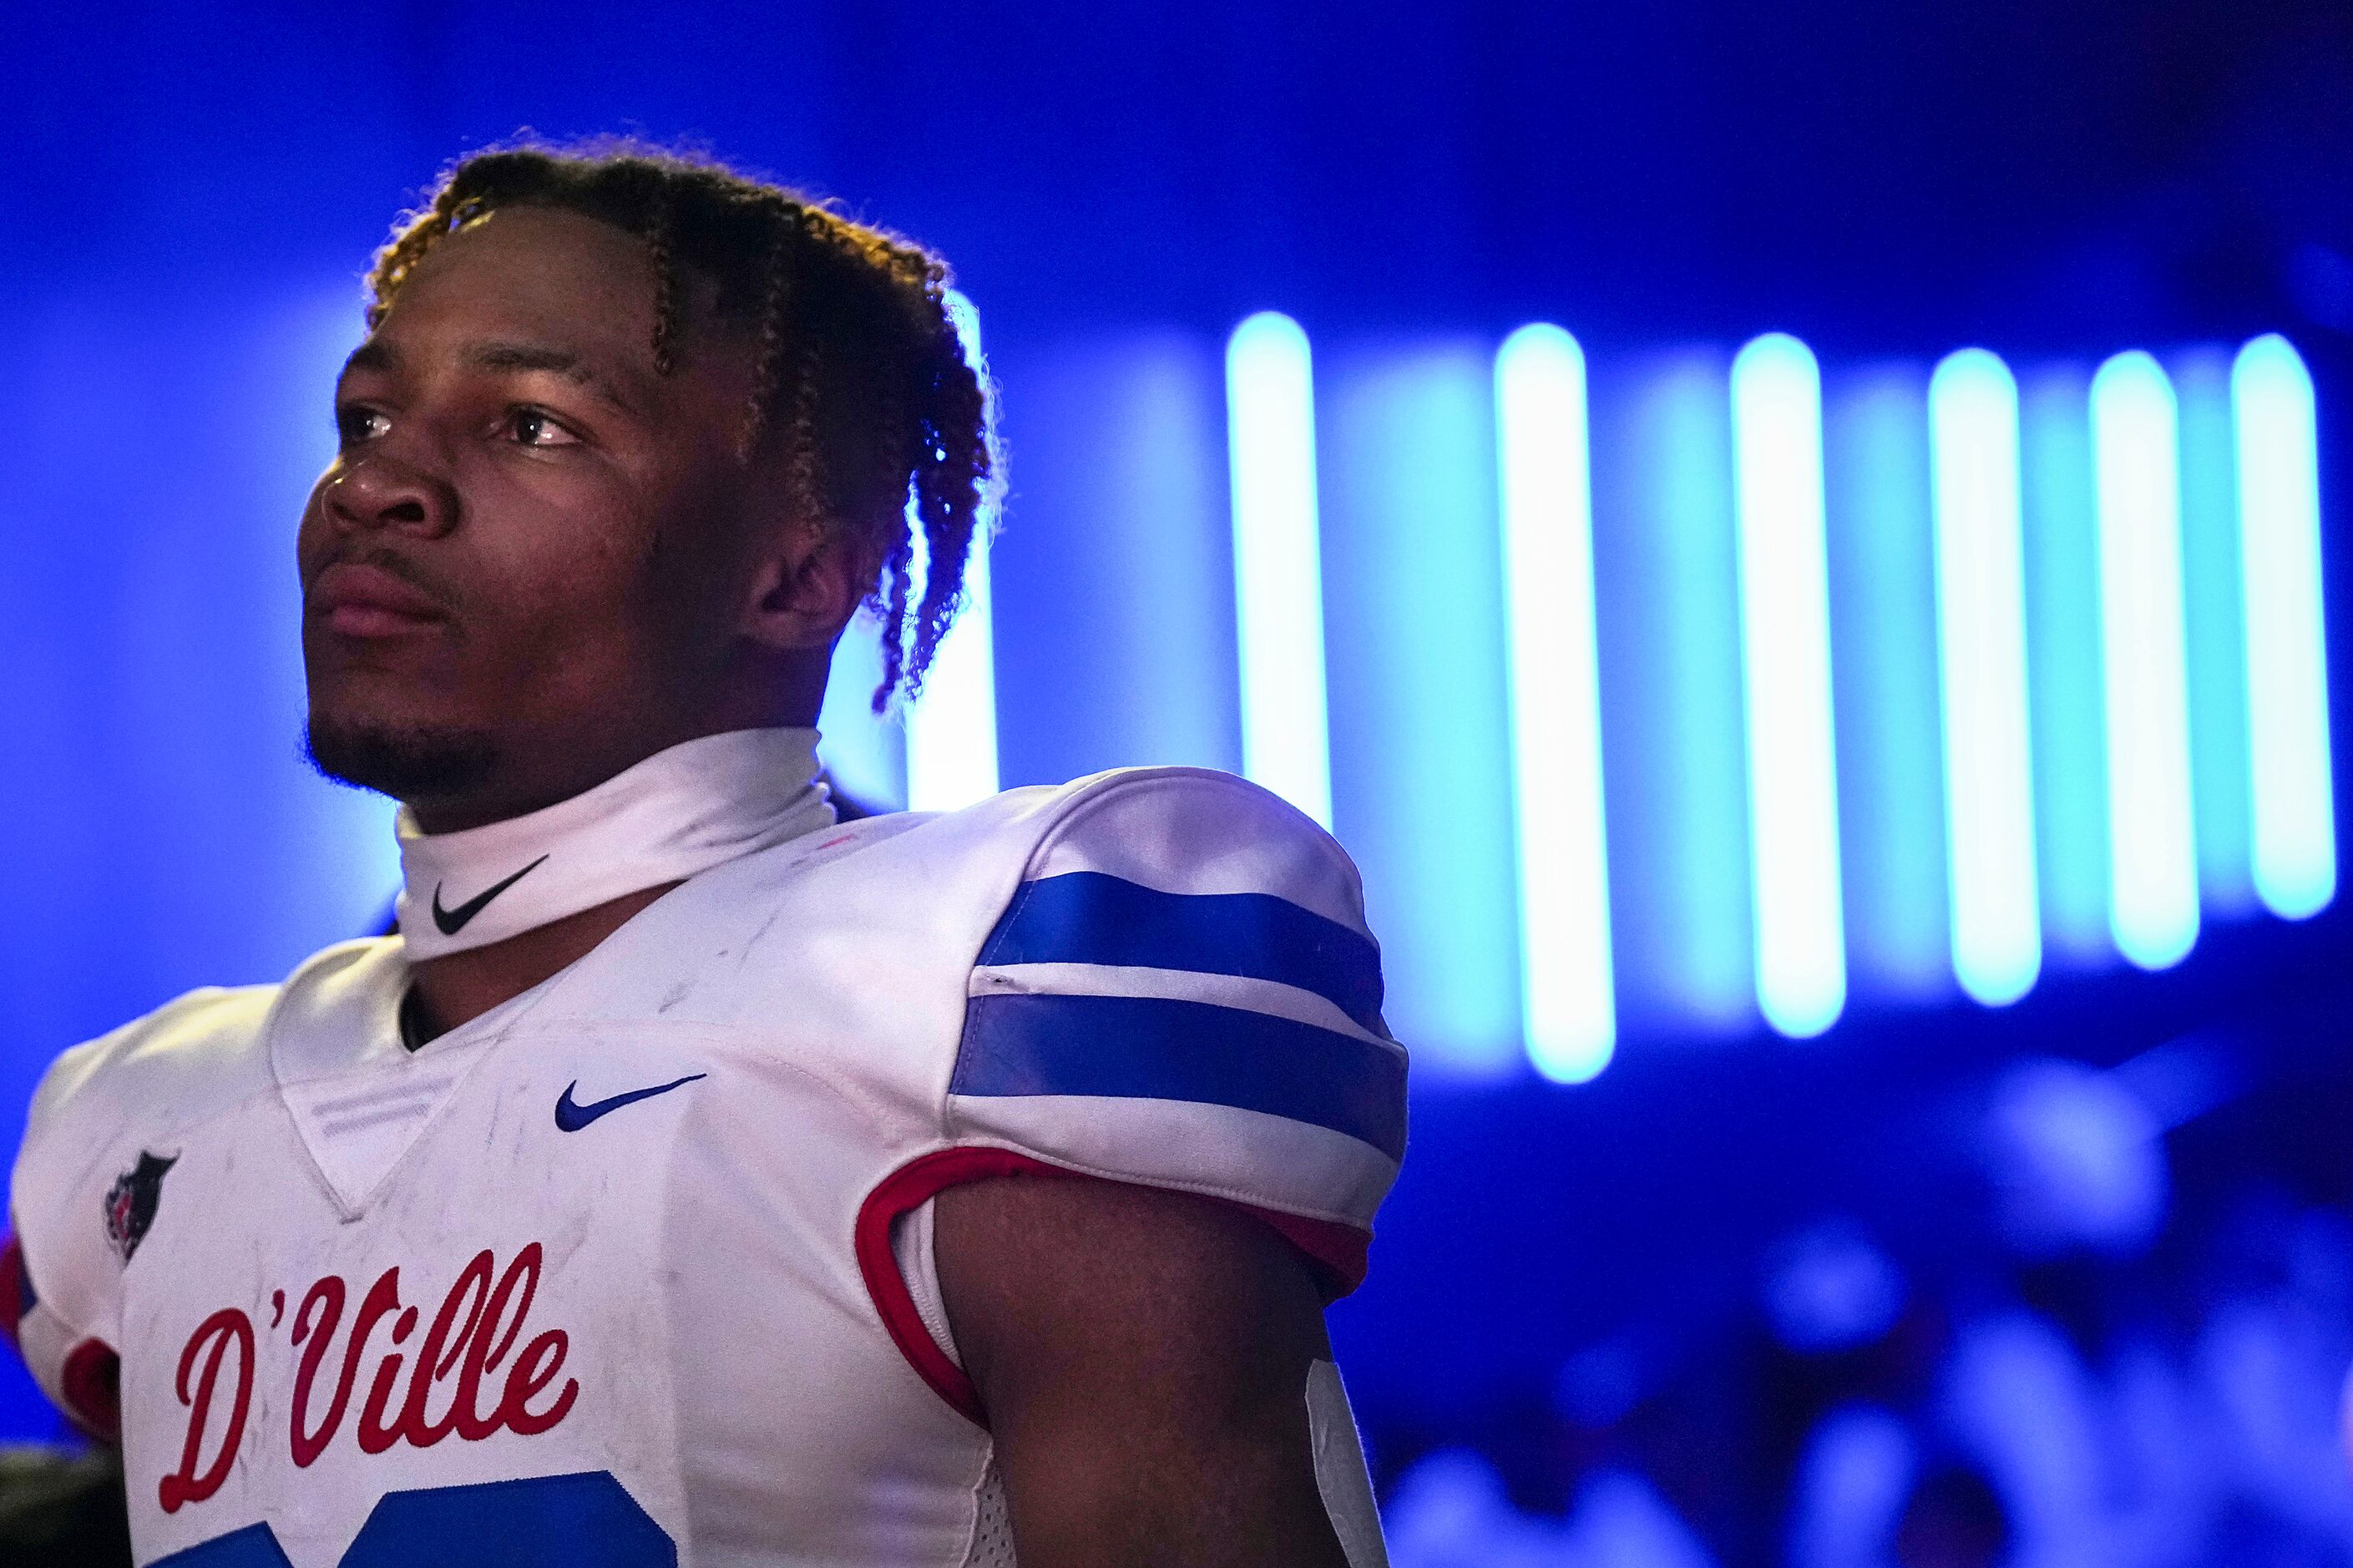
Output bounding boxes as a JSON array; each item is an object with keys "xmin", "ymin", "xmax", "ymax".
[
  {"xmin": 1928, "ymin": 349, "xmax": 2041, "ymax": 1005},
  {"xmin": 2089, "ymin": 352, "xmax": 2199, "ymax": 969},
  {"xmin": 1495, "ymin": 325, "xmax": 1615, "ymax": 1081},
  {"xmin": 2232, "ymin": 335, "xmax": 2337, "ymax": 919},
  {"xmin": 1226, "ymin": 312, "xmax": 1334, "ymax": 828},
  {"xmin": 1730, "ymin": 334, "xmax": 1848, "ymax": 1038}
]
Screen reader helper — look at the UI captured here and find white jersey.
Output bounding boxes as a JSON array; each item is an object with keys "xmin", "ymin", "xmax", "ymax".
[{"xmin": 5, "ymin": 766, "xmax": 1405, "ymax": 1567}]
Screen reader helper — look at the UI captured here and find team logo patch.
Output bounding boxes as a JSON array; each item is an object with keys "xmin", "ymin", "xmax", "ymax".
[{"xmin": 102, "ymin": 1151, "xmax": 176, "ymax": 1262}]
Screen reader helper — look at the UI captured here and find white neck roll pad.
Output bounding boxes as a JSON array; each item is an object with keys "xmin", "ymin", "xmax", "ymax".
[{"xmin": 393, "ymin": 727, "xmax": 836, "ymax": 960}]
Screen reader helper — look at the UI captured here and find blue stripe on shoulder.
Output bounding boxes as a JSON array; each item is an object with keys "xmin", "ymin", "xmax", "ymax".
[
  {"xmin": 953, "ymin": 992, "xmax": 1407, "ymax": 1161},
  {"xmin": 978, "ymin": 872, "xmax": 1384, "ymax": 1032}
]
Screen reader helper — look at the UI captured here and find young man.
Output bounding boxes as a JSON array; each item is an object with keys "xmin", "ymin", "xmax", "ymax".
[{"xmin": 3, "ymin": 144, "xmax": 1405, "ymax": 1567}]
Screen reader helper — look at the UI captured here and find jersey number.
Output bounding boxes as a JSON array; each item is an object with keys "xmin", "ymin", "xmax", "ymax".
[{"xmin": 152, "ymin": 1470, "xmax": 674, "ymax": 1567}]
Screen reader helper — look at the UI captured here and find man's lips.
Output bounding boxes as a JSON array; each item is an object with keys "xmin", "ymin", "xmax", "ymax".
[{"xmin": 309, "ymin": 562, "xmax": 450, "ymax": 639}]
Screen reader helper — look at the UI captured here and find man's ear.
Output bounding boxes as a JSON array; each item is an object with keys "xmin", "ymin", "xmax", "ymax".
[{"xmin": 739, "ymin": 524, "xmax": 869, "ymax": 654}]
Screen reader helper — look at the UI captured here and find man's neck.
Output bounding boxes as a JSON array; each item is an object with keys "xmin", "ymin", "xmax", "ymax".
[
  {"xmin": 404, "ymin": 739, "xmax": 701, "ymax": 837},
  {"xmin": 402, "ymin": 882, "xmax": 682, "ymax": 1045}
]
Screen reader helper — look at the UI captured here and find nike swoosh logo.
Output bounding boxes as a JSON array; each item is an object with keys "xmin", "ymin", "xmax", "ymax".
[
  {"xmin": 431, "ymin": 855, "xmax": 550, "ymax": 935},
  {"xmin": 554, "ymin": 1073, "xmax": 707, "ymax": 1132}
]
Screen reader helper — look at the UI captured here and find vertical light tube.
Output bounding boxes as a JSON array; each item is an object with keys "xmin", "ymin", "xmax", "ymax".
[
  {"xmin": 903, "ymin": 529, "xmax": 999, "ymax": 811},
  {"xmin": 1496, "ymin": 325, "xmax": 1615, "ymax": 1082},
  {"xmin": 2233, "ymin": 334, "xmax": 2336, "ymax": 918},
  {"xmin": 2090, "ymin": 352, "xmax": 2199, "ymax": 967},
  {"xmin": 1929, "ymin": 349, "xmax": 2042, "ymax": 1004},
  {"xmin": 904, "ymin": 291, "xmax": 1001, "ymax": 812},
  {"xmin": 1227, "ymin": 312, "xmax": 1334, "ymax": 828},
  {"xmin": 1730, "ymin": 333, "xmax": 1847, "ymax": 1037},
  {"xmin": 817, "ymin": 610, "xmax": 908, "ymax": 810}
]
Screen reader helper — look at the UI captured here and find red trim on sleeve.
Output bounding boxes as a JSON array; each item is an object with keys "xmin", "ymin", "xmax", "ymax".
[
  {"xmin": 61, "ymin": 1338, "xmax": 122, "ymax": 1443},
  {"xmin": 854, "ymin": 1147, "xmax": 1043, "ymax": 1426},
  {"xmin": 1246, "ymin": 1207, "xmax": 1372, "ymax": 1294},
  {"xmin": 3, "ymin": 1233, "xmax": 123, "ymax": 1443},
  {"xmin": 0, "ymin": 1235, "xmax": 25, "ymax": 1353},
  {"xmin": 853, "ymin": 1147, "xmax": 1374, "ymax": 1429}
]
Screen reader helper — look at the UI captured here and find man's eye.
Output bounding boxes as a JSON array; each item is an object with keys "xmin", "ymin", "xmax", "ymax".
[
  {"xmin": 337, "ymin": 406, "xmax": 389, "ymax": 444},
  {"xmin": 505, "ymin": 408, "xmax": 581, "ymax": 448}
]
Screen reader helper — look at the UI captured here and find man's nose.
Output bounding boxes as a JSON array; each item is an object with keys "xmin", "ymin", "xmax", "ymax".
[{"xmin": 322, "ymin": 451, "xmax": 458, "ymax": 538}]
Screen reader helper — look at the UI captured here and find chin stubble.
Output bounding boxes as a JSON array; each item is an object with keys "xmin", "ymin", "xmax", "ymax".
[{"xmin": 302, "ymin": 718, "xmax": 501, "ymax": 803}]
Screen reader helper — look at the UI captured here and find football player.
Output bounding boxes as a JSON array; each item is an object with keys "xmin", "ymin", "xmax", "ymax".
[{"xmin": 4, "ymin": 143, "xmax": 1405, "ymax": 1567}]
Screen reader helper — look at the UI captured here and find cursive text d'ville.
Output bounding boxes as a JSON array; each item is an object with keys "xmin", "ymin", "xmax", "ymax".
[{"xmin": 159, "ymin": 1244, "xmax": 578, "ymax": 1513}]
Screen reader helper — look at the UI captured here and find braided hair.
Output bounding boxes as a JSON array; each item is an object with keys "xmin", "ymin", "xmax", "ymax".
[{"xmin": 365, "ymin": 138, "xmax": 1001, "ymax": 711}]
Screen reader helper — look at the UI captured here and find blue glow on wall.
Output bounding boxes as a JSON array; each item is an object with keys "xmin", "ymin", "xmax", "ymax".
[
  {"xmin": 1247, "ymin": 329, "xmax": 2320, "ymax": 1067},
  {"xmin": 2173, "ymin": 348, "xmax": 2256, "ymax": 916},
  {"xmin": 2019, "ymin": 367, "xmax": 2114, "ymax": 965},
  {"xmin": 1730, "ymin": 333, "xmax": 1847, "ymax": 1039},
  {"xmin": 1928, "ymin": 349, "xmax": 2041, "ymax": 1006},
  {"xmin": 0, "ymin": 286, "xmax": 403, "ymax": 1439},
  {"xmin": 1590, "ymin": 352, "xmax": 1756, "ymax": 1037},
  {"xmin": 2232, "ymin": 335, "xmax": 2337, "ymax": 920},
  {"xmin": 1495, "ymin": 325, "xmax": 1615, "ymax": 1084},
  {"xmin": 1319, "ymin": 342, "xmax": 1521, "ymax": 1075},
  {"xmin": 1823, "ymin": 366, "xmax": 1950, "ymax": 1000},
  {"xmin": 0, "ymin": 287, "xmax": 402, "ymax": 1075},
  {"xmin": 2091, "ymin": 351, "xmax": 2200, "ymax": 970},
  {"xmin": 989, "ymin": 333, "xmax": 1239, "ymax": 788}
]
